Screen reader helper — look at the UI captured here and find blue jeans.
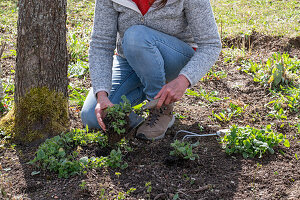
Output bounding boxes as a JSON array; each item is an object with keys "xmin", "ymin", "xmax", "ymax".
[{"xmin": 81, "ymin": 25, "xmax": 195, "ymax": 128}]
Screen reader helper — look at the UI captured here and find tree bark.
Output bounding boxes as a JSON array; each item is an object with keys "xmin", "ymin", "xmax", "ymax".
[{"xmin": 14, "ymin": 0, "xmax": 69, "ymax": 144}]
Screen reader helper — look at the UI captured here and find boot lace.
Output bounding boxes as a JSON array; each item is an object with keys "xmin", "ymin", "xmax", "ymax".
[{"xmin": 146, "ymin": 109, "xmax": 164, "ymax": 127}]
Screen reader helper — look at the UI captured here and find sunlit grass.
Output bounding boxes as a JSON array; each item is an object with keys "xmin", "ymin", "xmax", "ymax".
[
  {"xmin": 0, "ymin": 0, "xmax": 18, "ymax": 48},
  {"xmin": 212, "ymin": 0, "xmax": 300, "ymax": 38}
]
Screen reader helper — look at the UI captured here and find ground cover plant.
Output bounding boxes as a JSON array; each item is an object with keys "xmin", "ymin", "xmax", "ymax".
[
  {"xmin": 169, "ymin": 140, "xmax": 200, "ymax": 161},
  {"xmin": 220, "ymin": 125, "xmax": 290, "ymax": 158},
  {"xmin": 0, "ymin": 0, "xmax": 300, "ymax": 199},
  {"xmin": 29, "ymin": 128, "xmax": 130, "ymax": 178}
]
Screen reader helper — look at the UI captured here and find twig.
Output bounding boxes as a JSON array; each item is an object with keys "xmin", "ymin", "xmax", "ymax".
[
  {"xmin": 193, "ymin": 185, "xmax": 211, "ymax": 193},
  {"xmin": 177, "ymin": 189, "xmax": 192, "ymax": 198}
]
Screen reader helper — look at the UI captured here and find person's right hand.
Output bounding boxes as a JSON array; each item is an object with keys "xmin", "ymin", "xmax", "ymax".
[{"xmin": 95, "ymin": 91, "xmax": 114, "ymax": 131}]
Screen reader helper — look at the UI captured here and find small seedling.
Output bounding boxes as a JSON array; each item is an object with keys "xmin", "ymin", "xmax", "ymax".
[
  {"xmin": 170, "ymin": 140, "xmax": 199, "ymax": 161},
  {"xmin": 145, "ymin": 181, "xmax": 152, "ymax": 199},
  {"xmin": 79, "ymin": 180, "xmax": 87, "ymax": 190}
]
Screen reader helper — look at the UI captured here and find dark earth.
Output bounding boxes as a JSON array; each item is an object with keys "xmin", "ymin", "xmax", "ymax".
[{"xmin": 0, "ymin": 34, "xmax": 299, "ymax": 199}]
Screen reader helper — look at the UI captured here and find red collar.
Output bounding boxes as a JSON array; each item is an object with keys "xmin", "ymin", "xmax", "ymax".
[{"xmin": 132, "ymin": 0, "xmax": 154, "ymax": 15}]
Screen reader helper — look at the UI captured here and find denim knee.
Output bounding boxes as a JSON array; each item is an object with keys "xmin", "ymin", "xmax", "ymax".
[
  {"xmin": 122, "ymin": 25, "xmax": 152, "ymax": 52},
  {"xmin": 80, "ymin": 106, "xmax": 100, "ymax": 129}
]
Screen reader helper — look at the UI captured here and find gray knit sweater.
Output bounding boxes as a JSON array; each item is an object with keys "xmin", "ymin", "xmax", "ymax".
[{"xmin": 89, "ymin": 0, "xmax": 222, "ymax": 96}]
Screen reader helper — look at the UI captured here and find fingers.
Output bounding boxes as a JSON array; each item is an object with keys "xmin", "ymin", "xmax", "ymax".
[
  {"xmin": 154, "ymin": 87, "xmax": 163, "ymax": 99},
  {"xmin": 155, "ymin": 79, "xmax": 186, "ymax": 108},
  {"xmin": 95, "ymin": 98, "xmax": 114, "ymax": 132},
  {"xmin": 96, "ymin": 110, "xmax": 106, "ymax": 131},
  {"xmin": 156, "ymin": 87, "xmax": 168, "ymax": 108}
]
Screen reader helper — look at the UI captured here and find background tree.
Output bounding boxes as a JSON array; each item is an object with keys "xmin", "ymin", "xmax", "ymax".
[{"xmin": 13, "ymin": 0, "xmax": 69, "ymax": 144}]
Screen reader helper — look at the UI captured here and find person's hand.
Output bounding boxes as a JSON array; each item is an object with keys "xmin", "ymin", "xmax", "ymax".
[
  {"xmin": 154, "ymin": 74, "xmax": 190, "ymax": 108},
  {"xmin": 95, "ymin": 91, "xmax": 114, "ymax": 131}
]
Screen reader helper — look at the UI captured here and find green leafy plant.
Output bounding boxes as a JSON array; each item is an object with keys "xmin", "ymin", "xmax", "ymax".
[
  {"xmin": 106, "ymin": 148, "xmax": 128, "ymax": 169},
  {"xmin": 212, "ymin": 102, "xmax": 248, "ymax": 122},
  {"xmin": 265, "ymin": 86, "xmax": 300, "ymax": 120},
  {"xmin": 29, "ymin": 128, "xmax": 111, "ymax": 178},
  {"xmin": 201, "ymin": 65, "xmax": 227, "ymax": 81},
  {"xmin": 220, "ymin": 125, "xmax": 290, "ymax": 158},
  {"xmin": 145, "ymin": 181, "xmax": 152, "ymax": 200},
  {"xmin": 105, "ymin": 95, "xmax": 132, "ymax": 136},
  {"xmin": 170, "ymin": 140, "xmax": 199, "ymax": 161},
  {"xmin": 68, "ymin": 59, "xmax": 89, "ymax": 78},
  {"xmin": 240, "ymin": 53, "xmax": 300, "ymax": 89},
  {"xmin": 68, "ymin": 83, "xmax": 88, "ymax": 108},
  {"xmin": 185, "ymin": 88, "xmax": 228, "ymax": 103},
  {"xmin": 67, "ymin": 32, "xmax": 89, "ymax": 64},
  {"xmin": 79, "ymin": 180, "xmax": 87, "ymax": 190},
  {"xmin": 29, "ymin": 132, "xmax": 84, "ymax": 178},
  {"xmin": 1, "ymin": 75, "xmax": 15, "ymax": 110}
]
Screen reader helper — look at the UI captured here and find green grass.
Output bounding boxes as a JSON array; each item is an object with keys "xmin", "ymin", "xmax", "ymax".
[
  {"xmin": 0, "ymin": 0, "xmax": 18, "ymax": 47},
  {"xmin": 212, "ymin": 0, "xmax": 300, "ymax": 38}
]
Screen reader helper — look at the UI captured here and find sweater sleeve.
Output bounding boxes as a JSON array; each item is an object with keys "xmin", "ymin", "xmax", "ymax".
[
  {"xmin": 89, "ymin": 0, "xmax": 118, "ymax": 96},
  {"xmin": 180, "ymin": 0, "xmax": 222, "ymax": 86}
]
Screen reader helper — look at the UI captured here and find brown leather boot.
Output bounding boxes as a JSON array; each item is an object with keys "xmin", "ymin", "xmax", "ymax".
[{"xmin": 136, "ymin": 104, "xmax": 175, "ymax": 140}]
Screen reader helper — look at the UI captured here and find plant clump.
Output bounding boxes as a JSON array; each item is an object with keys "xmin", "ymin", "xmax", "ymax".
[
  {"xmin": 240, "ymin": 53, "xmax": 300, "ymax": 90},
  {"xmin": 30, "ymin": 128, "xmax": 128, "ymax": 178},
  {"xmin": 220, "ymin": 125, "xmax": 290, "ymax": 158},
  {"xmin": 170, "ymin": 140, "xmax": 200, "ymax": 161},
  {"xmin": 104, "ymin": 95, "xmax": 133, "ymax": 144}
]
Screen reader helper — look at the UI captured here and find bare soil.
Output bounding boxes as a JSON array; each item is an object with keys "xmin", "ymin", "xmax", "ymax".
[{"xmin": 0, "ymin": 35, "xmax": 299, "ymax": 200}]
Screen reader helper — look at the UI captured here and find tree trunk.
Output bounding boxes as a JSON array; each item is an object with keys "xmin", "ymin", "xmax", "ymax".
[{"xmin": 14, "ymin": 0, "xmax": 69, "ymax": 144}]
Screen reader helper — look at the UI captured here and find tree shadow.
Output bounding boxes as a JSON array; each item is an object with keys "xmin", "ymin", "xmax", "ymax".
[{"xmin": 10, "ymin": 144, "xmax": 93, "ymax": 200}]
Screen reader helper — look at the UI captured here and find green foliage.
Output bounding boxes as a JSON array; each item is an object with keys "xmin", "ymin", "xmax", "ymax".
[
  {"xmin": 67, "ymin": 32, "xmax": 89, "ymax": 64},
  {"xmin": 106, "ymin": 95, "xmax": 132, "ymax": 135},
  {"xmin": 107, "ymin": 148, "xmax": 128, "ymax": 169},
  {"xmin": 201, "ymin": 65, "xmax": 227, "ymax": 81},
  {"xmin": 265, "ymin": 86, "xmax": 300, "ymax": 120},
  {"xmin": 185, "ymin": 88, "xmax": 228, "ymax": 103},
  {"xmin": 220, "ymin": 125, "xmax": 290, "ymax": 159},
  {"xmin": 29, "ymin": 131, "xmax": 87, "ymax": 178},
  {"xmin": 240, "ymin": 53, "xmax": 300, "ymax": 89},
  {"xmin": 145, "ymin": 181, "xmax": 152, "ymax": 199},
  {"xmin": 68, "ymin": 60, "xmax": 89, "ymax": 78},
  {"xmin": 212, "ymin": 0, "xmax": 299, "ymax": 37},
  {"xmin": 30, "ymin": 128, "xmax": 128, "ymax": 178},
  {"xmin": 212, "ymin": 102, "xmax": 248, "ymax": 122},
  {"xmin": 68, "ymin": 83, "xmax": 88, "ymax": 108},
  {"xmin": 170, "ymin": 140, "xmax": 199, "ymax": 161},
  {"xmin": 1, "ymin": 75, "xmax": 15, "ymax": 111}
]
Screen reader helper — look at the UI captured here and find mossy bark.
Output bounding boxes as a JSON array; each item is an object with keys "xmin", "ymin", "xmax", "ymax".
[
  {"xmin": 13, "ymin": 87, "xmax": 69, "ymax": 144},
  {"xmin": 12, "ymin": 0, "xmax": 69, "ymax": 145}
]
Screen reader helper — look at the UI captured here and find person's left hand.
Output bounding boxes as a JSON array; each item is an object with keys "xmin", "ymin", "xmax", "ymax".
[{"xmin": 154, "ymin": 74, "xmax": 190, "ymax": 108}]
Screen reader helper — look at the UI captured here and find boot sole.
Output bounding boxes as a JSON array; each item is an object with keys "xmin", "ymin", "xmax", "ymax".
[{"xmin": 136, "ymin": 115, "xmax": 175, "ymax": 141}]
